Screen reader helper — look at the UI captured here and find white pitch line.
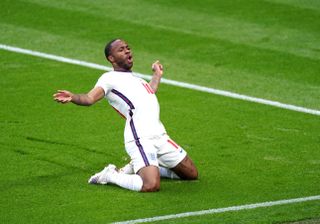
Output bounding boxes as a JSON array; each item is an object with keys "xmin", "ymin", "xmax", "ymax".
[
  {"xmin": 1, "ymin": 43, "xmax": 320, "ymax": 116},
  {"xmin": 112, "ymin": 195, "xmax": 320, "ymax": 224}
]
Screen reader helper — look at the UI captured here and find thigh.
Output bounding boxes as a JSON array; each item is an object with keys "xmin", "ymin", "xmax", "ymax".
[
  {"xmin": 125, "ymin": 139, "xmax": 159, "ymax": 174},
  {"xmin": 157, "ymin": 135, "xmax": 187, "ymax": 169}
]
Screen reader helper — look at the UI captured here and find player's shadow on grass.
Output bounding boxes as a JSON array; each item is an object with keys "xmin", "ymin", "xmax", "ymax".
[{"xmin": 25, "ymin": 136, "xmax": 110, "ymax": 156}]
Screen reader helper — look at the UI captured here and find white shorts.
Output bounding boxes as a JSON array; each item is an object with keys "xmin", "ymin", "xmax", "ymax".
[{"xmin": 125, "ymin": 134, "xmax": 187, "ymax": 173}]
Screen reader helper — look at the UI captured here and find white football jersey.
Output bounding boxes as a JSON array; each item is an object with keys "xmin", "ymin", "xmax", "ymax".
[{"xmin": 95, "ymin": 71, "xmax": 166, "ymax": 143}]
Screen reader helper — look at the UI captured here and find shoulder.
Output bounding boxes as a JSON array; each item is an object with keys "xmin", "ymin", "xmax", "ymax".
[
  {"xmin": 98, "ymin": 70, "xmax": 115, "ymax": 78},
  {"xmin": 97, "ymin": 71, "xmax": 117, "ymax": 82}
]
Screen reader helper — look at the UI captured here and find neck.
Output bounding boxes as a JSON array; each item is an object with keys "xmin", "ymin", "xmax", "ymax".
[
  {"xmin": 112, "ymin": 64, "xmax": 132, "ymax": 72},
  {"xmin": 114, "ymin": 68, "xmax": 132, "ymax": 72}
]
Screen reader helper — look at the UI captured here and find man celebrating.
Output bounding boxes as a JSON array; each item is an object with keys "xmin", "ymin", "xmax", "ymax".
[{"xmin": 53, "ymin": 39, "xmax": 198, "ymax": 192}]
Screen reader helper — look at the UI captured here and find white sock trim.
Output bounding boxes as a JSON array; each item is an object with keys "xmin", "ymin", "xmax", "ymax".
[
  {"xmin": 159, "ymin": 166, "xmax": 180, "ymax": 179},
  {"xmin": 109, "ymin": 172, "xmax": 143, "ymax": 192}
]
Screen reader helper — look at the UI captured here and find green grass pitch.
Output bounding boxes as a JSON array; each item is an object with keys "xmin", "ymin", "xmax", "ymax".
[{"xmin": 1, "ymin": 0, "xmax": 320, "ymax": 223}]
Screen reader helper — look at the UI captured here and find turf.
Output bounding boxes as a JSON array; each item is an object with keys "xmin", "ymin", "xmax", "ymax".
[{"xmin": 0, "ymin": 0, "xmax": 319, "ymax": 223}]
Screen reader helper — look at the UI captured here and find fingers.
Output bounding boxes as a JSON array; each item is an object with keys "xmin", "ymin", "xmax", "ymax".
[
  {"xmin": 53, "ymin": 90, "xmax": 72, "ymax": 104},
  {"xmin": 55, "ymin": 96, "xmax": 71, "ymax": 103},
  {"xmin": 152, "ymin": 60, "xmax": 163, "ymax": 72},
  {"xmin": 54, "ymin": 97, "xmax": 72, "ymax": 104},
  {"xmin": 55, "ymin": 90, "xmax": 69, "ymax": 95},
  {"xmin": 152, "ymin": 61, "xmax": 158, "ymax": 71},
  {"xmin": 53, "ymin": 90, "xmax": 67, "ymax": 97}
]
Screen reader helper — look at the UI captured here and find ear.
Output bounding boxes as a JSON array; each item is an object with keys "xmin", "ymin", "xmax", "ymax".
[{"xmin": 107, "ymin": 55, "xmax": 114, "ymax": 63}]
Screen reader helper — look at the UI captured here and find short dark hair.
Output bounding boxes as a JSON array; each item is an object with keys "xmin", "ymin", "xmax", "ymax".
[{"xmin": 104, "ymin": 39, "xmax": 120, "ymax": 59}]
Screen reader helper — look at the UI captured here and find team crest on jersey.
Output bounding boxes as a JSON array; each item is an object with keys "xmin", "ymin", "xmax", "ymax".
[{"xmin": 148, "ymin": 153, "xmax": 157, "ymax": 161}]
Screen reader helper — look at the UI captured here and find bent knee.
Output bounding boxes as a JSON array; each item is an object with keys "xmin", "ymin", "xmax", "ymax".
[
  {"xmin": 187, "ymin": 168, "xmax": 199, "ymax": 180},
  {"xmin": 181, "ymin": 167, "xmax": 198, "ymax": 180},
  {"xmin": 189, "ymin": 168, "xmax": 198, "ymax": 180},
  {"xmin": 141, "ymin": 181, "xmax": 160, "ymax": 192}
]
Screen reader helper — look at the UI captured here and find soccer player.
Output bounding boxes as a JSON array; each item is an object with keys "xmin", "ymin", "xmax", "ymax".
[{"xmin": 53, "ymin": 39, "xmax": 198, "ymax": 192}]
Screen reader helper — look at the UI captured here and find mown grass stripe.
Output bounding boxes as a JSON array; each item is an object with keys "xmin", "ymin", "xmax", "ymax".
[{"xmin": 1, "ymin": 43, "xmax": 320, "ymax": 116}]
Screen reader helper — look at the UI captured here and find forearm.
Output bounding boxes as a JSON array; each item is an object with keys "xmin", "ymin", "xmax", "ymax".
[
  {"xmin": 71, "ymin": 94, "xmax": 95, "ymax": 106},
  {"xmin": 149, "ymin": 73, "xmax": 162, "ymax": 93},
  {"xmin": 149, "ymin": 60, "xmax": 163, "ymax": 93},
  {"xmin": 54, "ymin": 87, "xmax": 104, "ymax": 105}
]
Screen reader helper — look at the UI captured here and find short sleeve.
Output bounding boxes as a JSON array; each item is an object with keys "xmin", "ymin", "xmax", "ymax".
[{"xmin": 94, "ymin": 73, "xmax": 111, "ymax": 95}]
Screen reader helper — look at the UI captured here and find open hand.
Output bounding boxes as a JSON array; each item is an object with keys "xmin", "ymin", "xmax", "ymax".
[{"xmin": 53, "ymin": 90, "xmax": 73, "ymax": 103}]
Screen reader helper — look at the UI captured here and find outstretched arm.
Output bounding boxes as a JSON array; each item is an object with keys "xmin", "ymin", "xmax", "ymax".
[
  {"xmin": 53, "ymin": 87, "xmax": 105, "ymax": 106},
  {"xmin": 149, "ymin": 60, "xmax": 163, "ymax": 93}
]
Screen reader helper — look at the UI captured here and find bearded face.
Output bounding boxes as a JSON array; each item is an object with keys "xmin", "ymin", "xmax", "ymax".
[{"xmin": 108, "ymin": 40, "xmax": 133, "ymax": 71}]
